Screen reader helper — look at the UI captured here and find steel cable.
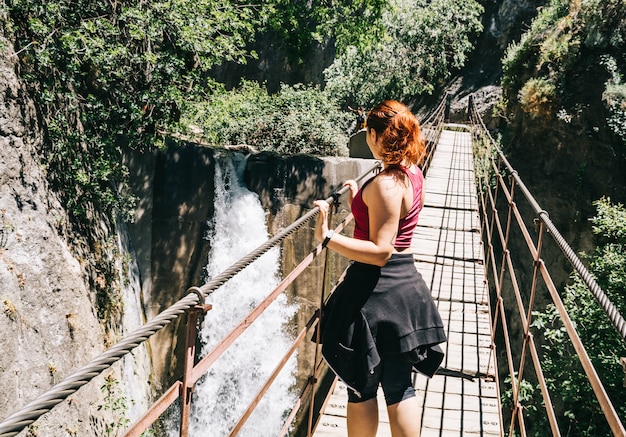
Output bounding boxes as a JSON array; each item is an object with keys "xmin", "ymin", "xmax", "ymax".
[
  {"xmin": 469, "ymin": 100, "xmax": 626, "ymax": 342},
  {"xmin": 0, "ymin": 293, "xmax": 196, "ymax": 436},
  {"xmin": 538, "ymin": 212, "xmax": 626, "ymax": 341}
]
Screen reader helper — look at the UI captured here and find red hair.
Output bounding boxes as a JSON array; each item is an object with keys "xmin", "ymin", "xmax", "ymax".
[{"xmin": 366, "ymin": 100, "xmax": 424, "ymax": 166}]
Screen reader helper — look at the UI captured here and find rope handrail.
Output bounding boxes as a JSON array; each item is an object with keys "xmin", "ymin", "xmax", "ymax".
[
  {"xmin": 420, "ymin": 94, "xmax": 447, "ymax": 174},
  {"xmin": 0, "ymin": 293, "xmax": 197, "ymax": 437},
  {"xmin": 468, "ymin": 98, "xmax": 626, "ymax": 342},
  {"xmin": 421, "ymin": 91, "xmax": 449, "ymax": 127},
  {"xmin": 124, "ymin": 211, "xmax": 354, "ymax": 436}
]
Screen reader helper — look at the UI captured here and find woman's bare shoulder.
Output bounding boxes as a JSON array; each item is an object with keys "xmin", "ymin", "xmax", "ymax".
[
  {"xmin": 363, "ymin": 171, "xmax": 406, "ymax": 202},
  {"xmin": 377, "ymin": 168, "xmax": 410, "ymax": 187}
]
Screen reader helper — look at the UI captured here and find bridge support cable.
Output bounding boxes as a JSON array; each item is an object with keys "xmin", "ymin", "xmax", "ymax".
[
  {"xmin": 306, "ymin": 201, "xmax": 338, "ymax": 436},
  {"xmin": 469, "ymin": 96, "xmax": 626, "ymax": 436},
  {"xmin": 479, "ymin": 178, "xmax": 524, "ymax": 429},
  {"xmin": 124, "ymin": 209, "xmax": 356, "ymax": 436}
]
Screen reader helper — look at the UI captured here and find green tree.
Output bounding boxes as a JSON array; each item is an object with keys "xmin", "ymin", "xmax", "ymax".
[
  {"xmin": 324, "ymin": 0, "xmax": 483, "ymax": 107},
  {"xmin": 530, "ymin": 197, "xmax": 626, "ymax": 436},
  {"xmin": 181, "ymin": 81, "xmax": 351, "ymax": 156},
  {"xmin": 266, "ymin": 0, "xmax": 388, "ymax": 60},
  {"xmin": 6, "ymin": 0, "xmax": 270, "ymax": 220}
]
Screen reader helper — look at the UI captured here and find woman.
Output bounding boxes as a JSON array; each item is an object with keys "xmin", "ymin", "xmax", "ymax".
[{"xmin": 314, "ymin": 100, "xmax": 447, "ymax": 437}]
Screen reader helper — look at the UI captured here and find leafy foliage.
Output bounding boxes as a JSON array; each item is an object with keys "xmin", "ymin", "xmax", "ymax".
[
  {"xmin": 472, "ymin": 130, "xmax": 500, "ymax": 192},
  {"xmin": 592, "ymin": 197, "xmax": 626, "ymax": 243},
  {"xmin": 5, "ymin": 0, "xmax": 284, "ymax": 331},
  {"xmin": 324, "ymin": 0, "xmax": 483, "ymax": 107},
  {"xmin": 529, "ymin": 197, "xmax": 626, "ymax": 436},
  {"xmin": 5, "ymin": 0, "xmax": 392, "ymax": 225},
  {"xmin": 518, "ymin": 78, "xmax": 557, "ymax": 119},
  {"xmin": 602, "ymin": 57, "xmax": 626, "ymax": 144},
  {"xmin": 265, "ymin": 0, "xmax": 388, "ymax": 59},
  {"xmin": 500, "ymin": 375, "xmax": 545, "ymax": 436},
  {"xmin": 181, "ymin": 81, "xmax": 351, "ymax": 156},
  {"xmin": 97, "ymin": 374, "xmax": 131, "ymax": 435},
  {"xmin": 501, "ymin": 0, "xmax": 626, "ymax": 140},
  {"xmin": 6, "ymin": 0, "xmax": 270, "ymax": 221}
]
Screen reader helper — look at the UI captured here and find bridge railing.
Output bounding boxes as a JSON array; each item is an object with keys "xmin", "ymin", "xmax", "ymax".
[
  {"xmin": 0, "ymin": 164, "xmax": 374, "ymax": 437},
  {"xmin": 421, "ymin": 92, "xmax": 447, "ymax": 174},
  {"xmin": 0, "ymin": 97, "xmax": 447, "ymax": 437},
  {"xmin": 468, "ymin": 96, "xmax": 626, "ymax": 436}
]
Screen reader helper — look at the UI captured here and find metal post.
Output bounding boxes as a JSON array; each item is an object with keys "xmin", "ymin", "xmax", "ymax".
[
  {"xmin": 307, "ymin": 203, "xmax": 336, "ymax": 436},
  {"xmin": 180, "ymin": 304, "xmax": 212, "ymax": 436}
]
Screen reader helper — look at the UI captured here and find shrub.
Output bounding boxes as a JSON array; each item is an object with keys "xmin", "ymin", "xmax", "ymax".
[
  {"xmin": 501, "ymin": 33, "xmax": 539, "ymax": 100},
  {"xmin": 181, "ymin": 82, "xmax": 351, "ymax": 156},
  {"xmin": 602, "ymin": 57, "xmax": 626, "ymax": 144},
  {"xmin": 530, "ymin": 197, "xmax": 626, "ymax": 436},
  {"xmin": 518, "ymin": 77, "xmax": 557, "ymax": 119},
  {"xmin": 604, "ymin": 83, "xmax": 626, "ymax": 144},
  {"xmin": 324, "ymin": 0, "xmax": 483, "ymax": 107},
  {"xmin": 501, "ymin": 0, "xmax": 626, "ymax": 130}
]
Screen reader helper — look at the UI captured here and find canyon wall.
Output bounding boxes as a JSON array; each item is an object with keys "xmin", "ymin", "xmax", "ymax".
[{"xmin": 0, "ymin": 32, "xmax": 151, "ymax": 435}]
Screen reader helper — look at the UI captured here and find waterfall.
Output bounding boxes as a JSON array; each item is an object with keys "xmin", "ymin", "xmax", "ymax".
[{"xmin": 185, "ymin": 152, "xmax": 298, "ymax": 436}]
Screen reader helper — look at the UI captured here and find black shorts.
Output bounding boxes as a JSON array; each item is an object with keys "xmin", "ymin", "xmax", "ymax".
[{"xmin": 347, "ymin": 353, "xmax": 416, "ymax": 406}]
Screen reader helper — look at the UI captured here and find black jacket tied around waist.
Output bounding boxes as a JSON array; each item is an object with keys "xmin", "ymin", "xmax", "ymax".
[{"xmin": 317, "ymin": 253, "xmax": 447, "ymax": 395}]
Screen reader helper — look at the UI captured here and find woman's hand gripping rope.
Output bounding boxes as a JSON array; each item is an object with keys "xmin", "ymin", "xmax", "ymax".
[
  {"xmin": 315, "ymin": 180, "xmax": 357, "ymax": 246},
  {"xmin": 314, "ymin": 199, "xmax": 331, "ymax": 244}
]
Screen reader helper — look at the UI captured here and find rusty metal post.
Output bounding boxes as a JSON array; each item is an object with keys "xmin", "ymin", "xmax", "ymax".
[{"xmin": 180, "ymin": 304, "xmax": 212, "ymax": 437}]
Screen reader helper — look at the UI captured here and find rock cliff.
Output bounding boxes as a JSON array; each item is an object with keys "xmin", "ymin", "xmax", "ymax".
[{"xmin": 0, "ymin": 31, "xmax": 152, "ymax": 435}]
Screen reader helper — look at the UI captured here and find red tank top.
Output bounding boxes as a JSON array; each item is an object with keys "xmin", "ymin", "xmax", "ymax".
[{"xmin": 351, "ymin": 166, "xmax": 424, "ymax": 248}]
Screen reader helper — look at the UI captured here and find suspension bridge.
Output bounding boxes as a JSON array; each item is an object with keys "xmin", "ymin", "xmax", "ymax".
[{"xmin": 1, "ymin": 96, "xmax": 625, "ymax": 437}]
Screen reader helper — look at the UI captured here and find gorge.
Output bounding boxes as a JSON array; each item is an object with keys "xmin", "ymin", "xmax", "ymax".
[{"xmin": 2, "ymin": 0, "xmax": 625, "ymax": 434}]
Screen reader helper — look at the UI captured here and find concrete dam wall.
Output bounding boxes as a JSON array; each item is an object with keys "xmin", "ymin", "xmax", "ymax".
[{"xmin": 125, "ymin": 141, "xmax": 376, "ymax": 395}]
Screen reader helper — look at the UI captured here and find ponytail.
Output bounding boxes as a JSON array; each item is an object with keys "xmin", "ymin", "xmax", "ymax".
[{"xmin": 367, "ymin": 100, "xmax": 425, "ymax": 166}]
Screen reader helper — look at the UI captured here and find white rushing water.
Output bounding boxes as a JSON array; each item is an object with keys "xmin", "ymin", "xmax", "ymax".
[{"xmin": 185, "ymin": 152, "xmax": 298, "ymax": 436}]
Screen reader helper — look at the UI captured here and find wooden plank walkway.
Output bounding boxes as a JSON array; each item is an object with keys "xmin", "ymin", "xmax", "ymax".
[{"xmin": 314, "ymin": 125, "xmax": 502, "ymax": 436}]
